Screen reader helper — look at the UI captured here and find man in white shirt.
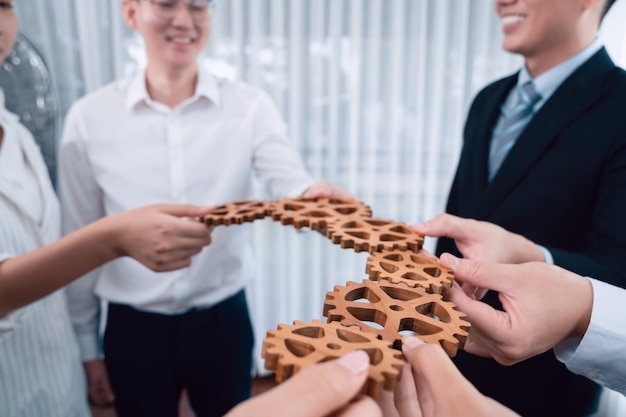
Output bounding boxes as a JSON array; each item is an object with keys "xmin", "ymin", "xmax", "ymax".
[{"xmin": 58, "ymin": 1, "xmax": 352, "ymax": 416}]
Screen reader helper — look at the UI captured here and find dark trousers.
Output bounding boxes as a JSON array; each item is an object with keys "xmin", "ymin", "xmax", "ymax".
[{"xmin": 104, "ymin": 290, "xmax": 254, "ymax": 417}]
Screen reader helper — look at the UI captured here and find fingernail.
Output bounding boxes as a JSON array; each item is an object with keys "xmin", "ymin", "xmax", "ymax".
[
  {"xmin": 402, "ymin": 336, "xmax": 425, "ymax": 351},
  {"xmin": 337, "ymin": 350, "xmax": 370, "ymax": 375},
  {"xmin": 441, "ymin": 253, "xmax": 460, "ymax": 268}
]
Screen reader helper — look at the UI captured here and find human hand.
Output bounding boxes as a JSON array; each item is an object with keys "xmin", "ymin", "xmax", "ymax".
[
  {"xmin": 302, "ymin": 181, "xmax": 356, "ymax": 200},
  {"xmin": 225, "ymin": 350, "xmax": 380, "ymax": 417},
  {"xmin": 412, "ymin": 214, "xmax": 544, "ymax": 265},
  {"xmin": 112, "ymin": 204, "xmax": 214, "ymax": 272},
  {"xmin": 388, "ymin": 337, "xmax": 520, "ymax": 417},
  {"xmin": 441, "ymin": 254, "xmax": 593, "ymax": 365},
  {"xmin": 83, "ymin": 359, "xmax": 115, "ymax": 407}
]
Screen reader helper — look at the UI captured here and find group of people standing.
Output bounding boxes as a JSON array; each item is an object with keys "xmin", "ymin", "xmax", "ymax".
[{"xmin": 1, "ymin": 0, "xmax": 625, "ymax": 417}]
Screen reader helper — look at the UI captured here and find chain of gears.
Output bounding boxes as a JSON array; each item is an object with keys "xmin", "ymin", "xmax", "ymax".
[{"xmin": 202, "ymin": 197, "xmax": 470, "ymax": 397}]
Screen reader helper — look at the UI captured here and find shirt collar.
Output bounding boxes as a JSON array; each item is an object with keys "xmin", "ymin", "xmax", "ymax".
[
  {"xmin": 518, "ymin": 38, "xmax": 603, "ymax": 104},
  {"xmin": 0, "ymin": 88, "xmax": 20, "ymax": 126},
  {"xmin": 125, "ymin": 67, "xmax": 222, "ymax": 111}
]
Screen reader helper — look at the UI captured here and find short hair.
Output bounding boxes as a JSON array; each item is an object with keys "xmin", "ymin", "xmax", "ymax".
[{"xmin": 602, "ymin": 0, "xmax": 618, "ymax": 21}]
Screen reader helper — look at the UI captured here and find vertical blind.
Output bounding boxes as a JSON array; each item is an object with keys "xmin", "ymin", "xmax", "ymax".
[{"xmin": 12, "ymin": 1, "xmax": 626, "ymax": 414}]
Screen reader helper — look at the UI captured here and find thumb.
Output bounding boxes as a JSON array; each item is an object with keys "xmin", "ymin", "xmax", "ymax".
[
  {"xmin": 412, "ymin": 213, "xmax": 463, "ymax": 239},
  {"xmin": 153, "ymin": 204, "xmax": 211, "ymax": 219},
  {"xmin": 440, "ymin": 253, "xmax": 511, "ymax": 294},
  {"xmin": 227, "ymin": 350, "xmax": 370, "ymax": 417}
]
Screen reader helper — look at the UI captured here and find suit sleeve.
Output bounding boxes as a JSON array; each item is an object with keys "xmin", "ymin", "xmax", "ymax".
[{"xmin": 546, "ymin": 124, "xmax": 626, "ymax": 287}]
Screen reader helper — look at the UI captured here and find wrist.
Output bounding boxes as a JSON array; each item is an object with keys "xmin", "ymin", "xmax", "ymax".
[
  {"xmin": 513, "ymin": 235, "xmax": 545, "ymax": 263},
  {"xmin": 95, "ymin": 214, "xmax": 126, "ymax": 260},
  {"xmin": 572, "ymin": 277, "xmax": 593, "ymax": 339}
]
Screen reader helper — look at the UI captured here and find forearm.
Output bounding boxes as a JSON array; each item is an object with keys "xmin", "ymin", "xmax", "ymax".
[{"xmin": 0, "ymin": 217, "xmax": 120, "ymax": 314}]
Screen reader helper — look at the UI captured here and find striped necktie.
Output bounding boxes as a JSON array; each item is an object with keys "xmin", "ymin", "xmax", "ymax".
[{"xmin": 488, "ymin": 81, "xmax": 542, "ymax": 181}]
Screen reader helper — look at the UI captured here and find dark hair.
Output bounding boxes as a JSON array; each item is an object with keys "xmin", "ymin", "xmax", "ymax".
[{"xmin": 602, "ymin": 0, "xmax": 618, "ymax": 21}]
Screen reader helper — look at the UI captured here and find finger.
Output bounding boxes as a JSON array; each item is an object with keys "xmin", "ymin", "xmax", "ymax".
[
  {"xmin": 301, "ymin": 182, "xmax": 330, "ymax": 198},
  {"xmin": 153, "ymin": 203, "xmax": 212, "ymax": 219},
  {"xmin": 417, "ymin": 248, "xmax": 434, "ymax": 258},
  {"xmin": 376, "ymin": 390, "xmax": 399, "ymax": 417},
  {"xmin": 169, "ymin": 218, "xmax": 215, "ymax": 238},
  {"xmin": 402, "ymin": 338, "xmax": 469, "ymax": 409},
  {"xmin": 447, "ymin": 282, "xmax": 508, "ymax": 338},
  {"xmin": 227, "ymin": 350, "xmax": 370, "ymax": 417},
  {"xmin": 393, "ymin": 362, "xmax": 422, "ymax": 417},
  {"xmin": 440, "ymin": 253, "xmax": 517, "ymax": 295},
  {"xmin": 335, "ymin": 396, "xmax": 381, "ymax": 417},
  {"xmin": 411, "ymin": 213, "xmax": 466, "ymax": 239},
  {"xmin": 150, "ymin": 258, "xmax": 193, "ymax": 272},
  {"xmin": 461, "ymin": 335, "xmax": 498, "ymax": 358}
]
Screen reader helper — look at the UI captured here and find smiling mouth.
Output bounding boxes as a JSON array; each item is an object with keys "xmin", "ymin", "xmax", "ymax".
[
  {"xmin": 501, "ymin": 15, "xmax": 525, "ymax": 27},
  {"xmin": 168, "ymin": 36, "xmax": 194, "ymax": 44}
]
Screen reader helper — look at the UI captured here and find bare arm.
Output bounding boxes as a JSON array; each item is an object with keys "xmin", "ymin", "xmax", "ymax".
[{"xmin": 0, "ymin": 204, "xmax": 213, "ymax": 315}]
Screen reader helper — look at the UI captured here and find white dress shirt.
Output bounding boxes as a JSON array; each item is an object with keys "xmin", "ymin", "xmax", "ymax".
[
  {"xmin": 554, "ymin": 278, "xmax": 626, "ymax": 395},
  {"xmin": 0, "ymin": 91, "xmax": 89, "ymax": 417},
  {"xmin": 59, "ymin": 69, "xmax": 315, "ymax": 360}
]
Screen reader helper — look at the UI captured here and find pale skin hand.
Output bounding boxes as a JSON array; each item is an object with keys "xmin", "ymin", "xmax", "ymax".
[
  {"xmin": 387, "ymin": 337, "xmax": 521, "ymax": 417},
  {"xmin": 412, "ymin": 213, "xmax": 545, "ymax": 299},
  {"xmin": 0, "ymin": 204, "xmax": 213, "ymax": 315},
  {"xmin": 84, "ymin": 359, "xmax": 115, "ymax": 407},
  {"xmin": 412, "ymin": 213, "xmax": 544, "ymax": 265},
  {"xmin": 302, "ymin": 181, "xmax": 356, "ymax": 200},
  {"xmin": 441, "ymin": 253, "xmax": 593, "ymax": 365},
  {"xmin": 226, "ymin": 350, "xmax": 381, "ymax": 417}
]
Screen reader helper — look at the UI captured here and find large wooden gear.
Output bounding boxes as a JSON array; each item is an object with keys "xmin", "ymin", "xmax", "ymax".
[
  {"xmin": 323, "ymin": 279, "xmax": 469, "ymax": 356},
  {"xmin": 262, "ymin": 320, "xmax": 404, "ymax": 398},
  {"xmin": 200, "ymin": 196, "xmax": 470, "ymax": 397}
]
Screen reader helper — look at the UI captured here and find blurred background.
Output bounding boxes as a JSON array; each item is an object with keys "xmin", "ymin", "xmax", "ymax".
[{"xmin": 3, "ymin": 1, "xmax": 626, "ymax": 415}]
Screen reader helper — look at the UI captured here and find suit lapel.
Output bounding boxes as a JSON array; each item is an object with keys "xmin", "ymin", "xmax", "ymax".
[{"xmin": 476, "ymin": 48, "xmax": 616, "ymax": 218}]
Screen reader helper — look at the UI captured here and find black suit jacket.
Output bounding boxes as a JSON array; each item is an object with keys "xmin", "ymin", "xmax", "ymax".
[{"xmin": 437, "ymin": 48, "xmax": 626, "ymax": 416}]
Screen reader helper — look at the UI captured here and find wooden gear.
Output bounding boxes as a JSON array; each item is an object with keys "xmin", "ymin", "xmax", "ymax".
[
  {"xmin": 262, "ymin": 320, "xmax": 404, "ymax": 398},
  {"xmin": 365, "ymin": 249, "xmax": 455, "ymax": 294},
  {"xmin": 271, "ymin": 197, "xmax": 372, "ymax": 230},
  {"xmin": 201, "ymin": 196, "xmax": 470, "ymax": 397},
  {"xmin": 202, "ymin": 200, "xmax": 275, "ymax": 226},
  {"xmin": 323, "ymin": 279, "xmax": 469, "ymax": 356},
  {"xmin": 326, "ymin": 217, "xmax": 424, "ymax": 254}
]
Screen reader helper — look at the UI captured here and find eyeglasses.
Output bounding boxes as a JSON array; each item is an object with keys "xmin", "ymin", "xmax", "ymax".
[{"xmin": 137, "ymin": 0, "xmax": 214, "ymax": 21}]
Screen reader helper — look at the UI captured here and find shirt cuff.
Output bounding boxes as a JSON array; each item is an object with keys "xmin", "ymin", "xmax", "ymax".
[
  {"xmin": 537, "ymin": 245, "xmax": 554, "ymax": 264},
  {"xmin": 554, "ymin": 278, "xmax": 626, "ymax": 393},
  {"xmin": 76, "ymin": 331, "xmax": 103, "ymax": 362}
]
